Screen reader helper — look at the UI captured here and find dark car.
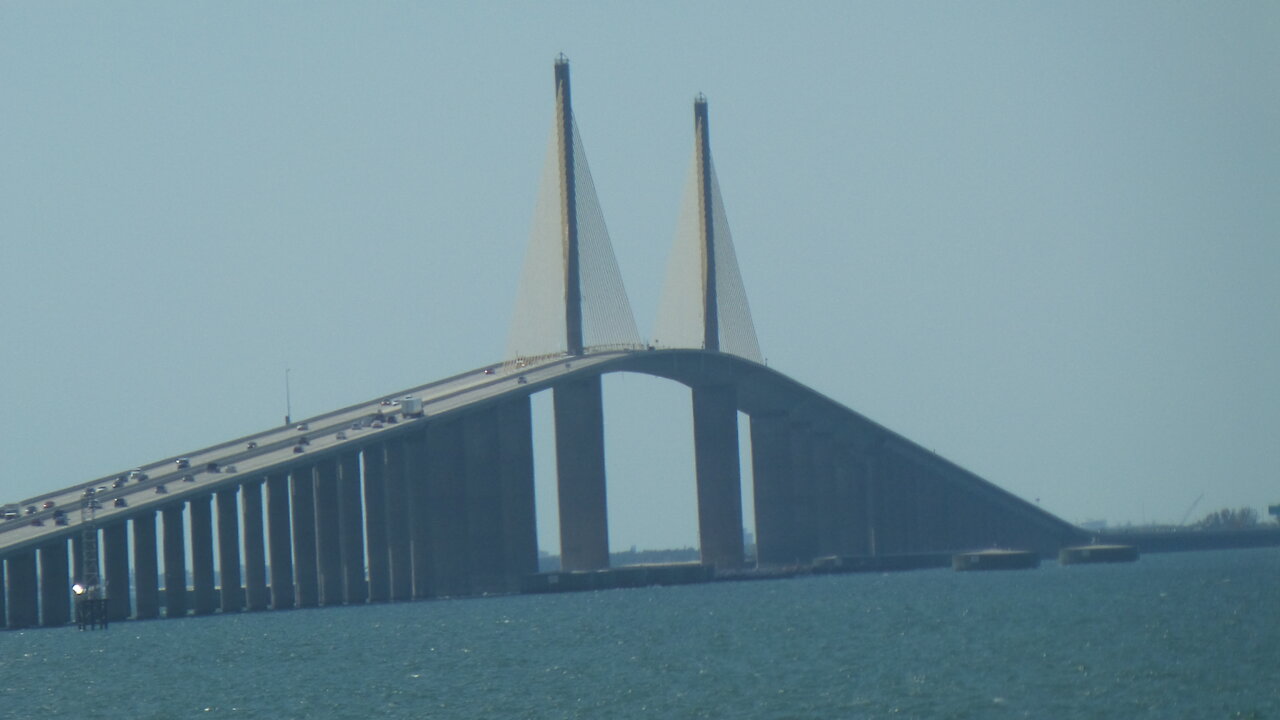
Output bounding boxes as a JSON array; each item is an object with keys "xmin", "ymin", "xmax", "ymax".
[
  {"xmin": 112, "ymin": 477, "xmax": 126, "ymax": 489},
  {"xmin": 114, "ymin": 497, "xmax": 128, "ymax": 508},
  {"xmin": 176, "ymin": 457, "xmax": 190, "ymax": 470},
  {"xmin": 483, "ymin": 367, "xmax": 496, "ymax": 375},
  {"xmin": 42, "ymin": 500, "xmax": 56, "ymax": 509},
  {"xmin": 205, "ymin": 462, "xmax": 219, "ymax": 473},
  {"xmin": 25, "ymin": 505, "xmax": 36, "ymax": 516},
  {"xmin": 247, "ymin": 441, "xmax": 258, "ymax": 450},
  {"xmin": 182, "ymin": 474, "xmax": 196, "ymax": 483},
  {"xmin": 53, "ymin": 511, "xmax": 68, "ymax": 526},
  {"xmin": 154, "ymin": 484, "xmax": 168, "ymax": 494}
]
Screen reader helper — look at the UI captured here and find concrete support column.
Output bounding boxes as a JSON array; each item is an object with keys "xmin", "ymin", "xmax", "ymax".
[
  {"xmin": 402, "ymin": 429, "xmax": 433, "ymax": 598},
  {"xmin": 464, "ymin": 408, "xmax": 505, "ymax": 594},
  {"xmin": 426, "ymin": 419, "xmax": 469, "ymax": 597},
  {"xmin": 554, "ymin": 375, "xmax": 609, "ymax": 571},
  {"xmin": 189, "ymin": 494, "xmax": 216, "ymax": 616},
  {"xmin": 788, "ymin": 423, "xmax": 816, "ymax": 563},
  {"xmin": 102, "ymin": 522, "xmax": 131, "ymax": 622},
  {"xmin": 692, "ymin": 384, "xmax": 744, "ymax": 570},
  {"xmin": 39, "ymin": 541, "xmax": 71, "ymax": 627},
  {"xmin": 836, "ymin": 444, "xmax": 867, "ymax": 556},
  {"xmin": 749, "ymin": 412, "xmax": 795, "ymax": 566},
  {"xmin": 383, "ymin": 437, "xmax": 412, "ymax": 601},
  {"xmin": 362, "ymin": 442, "xmax": 391, "ymax": 603},
  {"xmin": 266, "ymin": 472, "xmax": 295, "ymax": 609},
  {"xmin": 161, "ymin": 504, "xmax": 187, "ymax": 618},
  {"xmin": 498, "ymin": 396, "xmax": 538, "ymax": 591},
  {"xmin": 290, "ymin": 466, "xmax": 319, "ymax": 608},
  {"xmin": 217, "ymin": 487, "xmax": 242, "ymax": 613},
  {"xmin": 5, "ymin": 552, "xmax": 38, "ymax": 629},
  {"xmin": 810, "ymin": 433, "xmax": 837, "ymax": 558},
  {"xmin": 338, "ymin": 451, "xmax": 367, "ymax": 604},
  {"xmin": 241, "ymin": 480, "xmax": 269, "ymax": 611},
  {"xmin": 314, "ymin": 458, "xmax": 343, "ymax": 606},
  {"xmin": 133, "ymin": 509, "xmax": 160, "ymax": 619}
]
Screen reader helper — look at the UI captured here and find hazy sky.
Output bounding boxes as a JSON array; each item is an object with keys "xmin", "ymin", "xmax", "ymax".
[{"xmin": 3, "ymin": 2, "xmax": 1277, "ymax": 551}]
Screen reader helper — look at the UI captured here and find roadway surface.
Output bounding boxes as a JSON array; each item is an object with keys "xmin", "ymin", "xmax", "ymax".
[{"xmin": 0, "ymin": 350, "xmax": 630, "ymax": 556}]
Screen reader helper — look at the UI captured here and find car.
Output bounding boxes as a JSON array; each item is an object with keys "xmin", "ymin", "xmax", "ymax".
[
  {"xmin": 517, "ymin": 375, "xmax": 528, "ymax": 385},
  {"xmin": 371, "ymin": 421, "xmax": 383, "ymax": 429},
  {"xmin": 183, "ymin": 474, "xmax": 196, "ymax": 482},
  {"xmin": 351, "ymin": 421, "xmax": 362, "ymax": 430},
  {"xmin": 42, "ymin": 500, "xmax": 55, "ymax": 509},
  {"xmin": 380, "ymin": 399, "xmax": 393, "ymax": 406},
  {"xmin": 154, "ymin": 484, "xmax": 167, "ymax": 494},
  {"xmin": 247, "ymin": 441, "xmax": 258, "ymax": 450},
  {"xmin": 113, "ymin": 497, "xmax": 128, "ymax": 508},
  {"xmin": 25, "ymin": 505, "xmax": 37, "ymax": 516},
  {"xmin": 176, "ymin": 457, "xmax": 190, "ymax": 469},
  {"xmin": 483, "ymin": 367, "xmax": 496, "ymax": 375},
  {"xmin": 298, "ymin": 435, "xmax": 310, "ymax": 446},
  {"xmin": 31, "ymin": 518, "xmax": 44, "ymax": 527},
  {"xmin": 112, "ymin": 477, "xmax": 126, "ymax": 489},
  {"xmin": 293, "ymin": 445, "xmax": 305, "ymax": 454},
  {"xmin": 206, "ymin": 462, "xmax": 219, "ymax": 473},
  {"xmin": 336, "ymin": 431, "xmax": 347, "ymax": 440},
  {"xmin": 2, "ymin": 508, "xmax": 18, "ymax": 521},
  {"xmin": 296, "ymin": 423, "xmax": 309, "ymax": 431},
  {"xmin": 223, "ymin": 465, "xmax": 237, "ymax": 473},
  {"xmin": 129, "ymin": 469, "xmax": 148, "ymax": 482},
  {"xmin": 54, "ymin": 513, "xmax": 68, "ymax": 527},
  {"xmin": 385, "ymin": 415, "xmax": 397, "ymax": 424},
  {"xmin": 82, "ymin": 488, "xmax": 96, "ymax": 497}
]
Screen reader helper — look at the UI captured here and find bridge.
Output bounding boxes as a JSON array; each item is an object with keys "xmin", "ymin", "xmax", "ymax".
[{"xmin": 0, "ymin": 58, "xmax": 1086, "ymax": 629}]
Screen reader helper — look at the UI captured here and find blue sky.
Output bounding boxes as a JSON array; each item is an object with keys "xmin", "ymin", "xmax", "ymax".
[{"xmin": 3, "ymin": 2, "xmax": 1277, "ymax": 550}]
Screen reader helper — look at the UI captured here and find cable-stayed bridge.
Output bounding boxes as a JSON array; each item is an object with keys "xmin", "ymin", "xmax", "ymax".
[{"xmin": 0, "ymin": 58, "xmax": 1085, "ymax": 629}]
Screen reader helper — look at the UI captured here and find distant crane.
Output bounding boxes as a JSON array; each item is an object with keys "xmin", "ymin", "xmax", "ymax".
[{"xmin": 1179, "ymin": 492, "xmax": 1205, "ymax": 527}]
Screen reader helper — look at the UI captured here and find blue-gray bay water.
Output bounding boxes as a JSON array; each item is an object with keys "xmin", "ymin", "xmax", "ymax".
[{"xmin": 3, "ymin": 548, "xmax": 1276, "ymax": 719}]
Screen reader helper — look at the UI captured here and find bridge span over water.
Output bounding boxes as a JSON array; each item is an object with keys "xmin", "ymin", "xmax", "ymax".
[{"xmin": 1, "ymin": 58, "xmax": 1086, "ymax": 629}]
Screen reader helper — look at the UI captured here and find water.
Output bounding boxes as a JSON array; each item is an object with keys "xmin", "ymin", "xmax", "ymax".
[{"xmin": 3, "ymin": 548, "xmax": 1276, "ymax": 719}]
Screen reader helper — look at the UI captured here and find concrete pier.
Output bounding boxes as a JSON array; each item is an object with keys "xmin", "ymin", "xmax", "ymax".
[
  {"xmin": 313, "ymin": 458, "xmax": 343, "ymax": 606},
  {"xmin": 190, "ymin": 494, "xmax": 216, "ymax": 616},
  {"xmin": 788, "ymin": 422, "xmax": 816, "ymax": 563},
  {"xmin": 383, "ymin": 437, "xmax": 413, "ymax": 601},
  {"xmin": 241, "ymin": 480, "xmax": 269, "ymax": 611},
  {"xmin": 692, "ymin": 384, "xmax": 744, "ymax": 570},
  {"xmin": 102, "ymin": 522, "xmax": 131, "ymax": 622},
  {"xmin": 133, "ymin": 509, "xmax": 160, "ymax": 619},
  {"xmin": 426, "ymin": 419, "xmax": 469, "ymax": 596},
  {"xmin": 290, "ymin": 466, "xmax": 320, "ymax": 608},
  {"xmin": 266, "ymin": 472, "xmax": 295, "ymax": 610},
  {"xmin": 465, "ymin": 407, "xmax": 506, "ymax": 594},
  {"xmin": 554, "ymin": 375, "xmax": 609, "ymax": 571},
  {"xmin": 403, "ymin": 429, "xmax": 433, "ymax": 598},
  {"xmin": 161, "ymin": 504, "xmax": 187, "ymax": 618},
  {"xmin": 362, "ymin": 442, "xmax": 391, "ymax": 603},
  {"xmin": 338, "ymin": 451, "xmax": 367, "ymax": 604},
  {"xmin": 217, "ymin": 488, "xmax": 242, "ymax": 613},
  {"xmin": 750, "ymin": 412, "xmax": 796, "ymax": 566},
  {"xmin": 5, "ymin": 551, "xmax": 37, "ymax": 629},
  {"xmin": 39, "ymin": 540, "xmax": 70, "ymax": 627},
  {"xmin": 498, "ymin": 396, "xmax": 538, "ymax": 591}
]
